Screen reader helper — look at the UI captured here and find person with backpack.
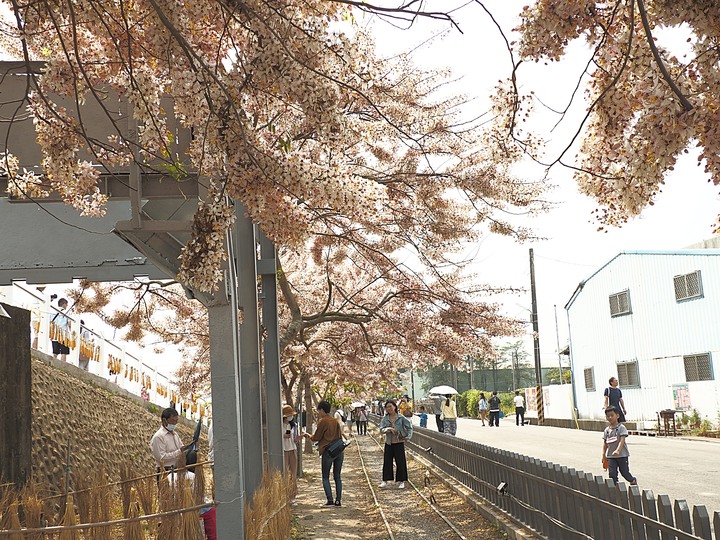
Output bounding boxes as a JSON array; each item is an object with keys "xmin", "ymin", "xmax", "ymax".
[{"xmin": 488, "ymin": 391, "xmax": 502, "ymax": 427}]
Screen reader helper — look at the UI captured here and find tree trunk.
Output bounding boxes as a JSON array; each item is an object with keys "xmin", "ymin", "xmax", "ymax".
[{"xmin": 303, "ymin": 375, "xmax": 314, "ymax": 454}]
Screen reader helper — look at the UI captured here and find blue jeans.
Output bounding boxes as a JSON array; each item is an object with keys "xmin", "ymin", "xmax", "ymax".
[
  {"xmin": 607, "ymin": 456, "xmax": 635, "ymax": 485},
  {"xmin": 321, "ymin": 449, "xmax": 344, "ymax": 502}
]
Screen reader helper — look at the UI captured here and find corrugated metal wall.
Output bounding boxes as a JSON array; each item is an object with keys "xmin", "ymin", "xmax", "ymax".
[{"xmin": 568, "ymin": 251, "xmax": 720, "ymax": 422}]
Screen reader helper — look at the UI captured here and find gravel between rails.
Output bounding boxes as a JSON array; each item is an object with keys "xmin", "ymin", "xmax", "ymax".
[{"xmin": 356, "ymin": 427, "xmax": 508, "ymax": 540}]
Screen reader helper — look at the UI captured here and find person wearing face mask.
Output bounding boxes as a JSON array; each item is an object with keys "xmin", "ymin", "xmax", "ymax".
[{"xmin": 149, "ymin": 408, "xmax": 192, "ymax": 473}]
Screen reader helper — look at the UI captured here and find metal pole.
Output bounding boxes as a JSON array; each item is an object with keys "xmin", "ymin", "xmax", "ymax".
[
  {"xmin": 529, "ymin": 248, "xmax": 544, "ymax": 425},
  {"xmin": 469, "ymin": 355, "xmax": 474, "ymax": 390},
  {"xmin": 554, "ymin": 304, "xmax": 564, "ymax": 384},
  {"xmin": 258, "ymin": 228, "xmax": 284, "ymax": 473},
  {"xmin": 208, "ymin": 256, "xmax": 246, "ymax": 538},
  {"xmin": 296, "ymin": 382, "xmax": 303, "ymax": 478},
  {"xmin": 234, "ymin": 203, "xmax": 265, "ymax": 499}
]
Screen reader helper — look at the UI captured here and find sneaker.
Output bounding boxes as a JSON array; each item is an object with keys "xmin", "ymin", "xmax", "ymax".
[
  {"xmin": 378, "ymin": 481, "xmax": 388, "ymax": 488},
  {"xmin": 334, "ymin": 500, "xmax": 341, "ymax": 507},
  {"xmin": 321, "ymin": 501, "xmax": 335, "ymax": 507},
  {"xmin": 630, "ymin": 479, "xmax": 638, "ymax": 486},
  {"xmin": 397, "ymin": 482, "xmax": 405, "ymax": 489}
]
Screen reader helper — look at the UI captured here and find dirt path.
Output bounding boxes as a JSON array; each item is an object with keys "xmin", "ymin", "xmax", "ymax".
[
  {"xmin": 291, "ymin": 438, "xmax": 387, "ymax": 540},
  {"xmin": 291, "ymin": 425, "xmax": 507, "ymax": 540}
]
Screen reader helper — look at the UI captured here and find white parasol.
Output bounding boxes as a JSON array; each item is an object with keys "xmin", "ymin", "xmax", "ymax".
[
  {"xmin": 429, "ymin": 385, "xmax": 458, "ymax": 395},
  {"xmin": 351, "ymin": 401, "xmax": 365, "ymax": 408}
]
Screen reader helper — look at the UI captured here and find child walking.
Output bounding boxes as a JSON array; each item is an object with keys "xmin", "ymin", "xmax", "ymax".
[
  {"xmin": 415, "ymin": 406, "xmax": 428, "ymax": 428},
  {"xmin": 602, "ymin": 406, "xmax": 637, "ymax": 486}
]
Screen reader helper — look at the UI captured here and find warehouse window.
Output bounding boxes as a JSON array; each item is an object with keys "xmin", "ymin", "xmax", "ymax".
[
  {"xmin": 583, "ymin": 367, "xmax": 595, "ymax": 391},
  {"xmin": 684, "ymin": 353, "xmax": 713, "ymax": 382},
  {"xmin": 609, "ymin": 290, "xmax": 632, "ymax": 317},
  {"xmin": 617, "ymin": 361, "xmax": 639, "ymax": 387},
  {"xmin": 674, "ymin": 271, "xmax": 703, "ymax": 302}
]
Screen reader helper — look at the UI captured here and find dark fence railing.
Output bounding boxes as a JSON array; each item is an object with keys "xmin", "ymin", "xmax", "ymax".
[{"xmin": 369, "ymin": 414, "xmax": 719, "ymax": 540}]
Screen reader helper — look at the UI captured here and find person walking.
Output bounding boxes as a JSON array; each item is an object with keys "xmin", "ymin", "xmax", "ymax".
[
  {"xmin": 282, "ymin": 405, "xmax": 300, "ymax": 506},
  {"xmin": 378, "ymin": 400, "xmax": 413, "ymax": 489},
  {"xmin": 441, "ymin": 394, "xmax": 458, "ymax": 436},
  {"xmin": 334, "ymin": 407, "xmax": 348, "ymax": 441},
  {"xmin": 513, "ymin": 390, "xmax": 526, "ymax": 426},
  {"xmin": 488, "ymin": 391, "xmax": 501, "ymax": 427},
  {"xmin": 345, "ymin": 407, "xmax": 354, "ymax": 435},
  {"xmin": 304, "ymin": 400, "xmax": 345, "ymax": 507},
  {"xmin": 603, "ymin": 377, "xmax": 627, "ymax": 423},
  {"xmin": 415, "ymin": 405, "xmax": 428, "ymax": 428},
  {"xmin": 50, "ymin": 297, "xmax": 71, "ymax": 362},
  {"xmin": 432, "ymin": 395, "xmax": 444, "ymax": 432},
  {"xmin": 478, "ymin": 393, "xmax": 489, "ymax": 426},
  {"xmin": 358, "ymin": 406, "xmax": 368, "ymax": 435},
  {"xmin": 602, "ymin": 406, "xmax": 637, "ymax": 486}
]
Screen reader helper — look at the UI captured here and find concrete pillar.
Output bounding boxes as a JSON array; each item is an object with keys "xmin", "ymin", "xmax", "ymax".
[
  {"xmin": 234, "ymin": 204, "xmax": 264, "ymax": 498},
  {"xmin": 258, "ymin": 229, "xmax": 284, "ymax": 472},
  {"xmin": 208, "ymin": 266, "xmax": 246, "ymax": 539}
]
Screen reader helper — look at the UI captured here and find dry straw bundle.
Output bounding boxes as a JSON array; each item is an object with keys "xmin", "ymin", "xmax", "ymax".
[
  {"xmin": 135, "ymin": 475, "xmax": 156, "ymax": 517},
  {"xmin": 2, "ymin": 500, "xmax": 23, "ymax": 540},
  {"xmin": 157, "ymin": 473, "xmax": 181, "ymax": 540},
  {"xmin": 180, "ymin": 486, "xmax": 202, "ymax": 539},
  {"xmin": 90, "ymin": 468, "xmax": 111, "ymax": 540},
  {"xmin": 245, "ymin": 471, "xmax": 291, "ymax": 540},
  {"xmin": 19, "ymin": 485, "xmax": 43, "ymax": 540},
  {"xmin": 59, "ymin": 495, "xmax": 80, "ymax": 540},
  {"xmin": 192, "ymin": 464, "xmax": 205, "ymax": 505},
  {"xmin": 119, "ymin": 463, "xmax": 134, "ymax": 518},
  {"xmin": 124, "ymin": 500, "xmax": 144, "ymax": 540},
  {"xmin": 73, "ymin": 472, "xmax": 93, "ymax": 537}
]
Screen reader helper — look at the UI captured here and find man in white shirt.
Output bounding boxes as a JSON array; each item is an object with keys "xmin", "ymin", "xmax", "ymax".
[
  {"xmin": 149, "ymin": 408, "xmax": 191, "ymax": 472},
  {"xmin": 513, "ymin": 391, "xmax": 526, "ymax": 426}
]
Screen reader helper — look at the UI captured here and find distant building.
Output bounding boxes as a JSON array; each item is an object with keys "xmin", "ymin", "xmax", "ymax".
[{"xmin": 566, "ymin": 250, "xmax": 720, "ymax": 424}]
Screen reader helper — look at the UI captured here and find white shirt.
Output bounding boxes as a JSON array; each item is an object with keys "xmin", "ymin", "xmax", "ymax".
[
  {"xmin": 149, "ymin": 425, "xmax": 184, "ymax": 467},
  {"xmin": 513, "ymin": 395, "xmax": 525, "ymax": 408},
  {"xmin": 282, "ymin": 418, "xmax": 297, "ymax": 452}
]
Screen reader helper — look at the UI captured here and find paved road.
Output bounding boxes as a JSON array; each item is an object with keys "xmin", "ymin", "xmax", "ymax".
[{"xmin": 410, "ymin": 415, "xmax": 720, "ymax": 513}]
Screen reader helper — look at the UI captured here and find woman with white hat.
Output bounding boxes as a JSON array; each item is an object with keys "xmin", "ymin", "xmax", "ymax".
[{"xmin": 282, "ymin": 404, "xmax": 300, "ymax": 506}]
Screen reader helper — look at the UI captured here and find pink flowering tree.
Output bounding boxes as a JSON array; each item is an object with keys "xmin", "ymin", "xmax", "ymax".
[
  {"xmin": 6, "ymin": 0, "xmax": 549, "ymax": 398},
  {"xmin": 498, "ymin": 0, "xmax": 720, "ymax": 229}
]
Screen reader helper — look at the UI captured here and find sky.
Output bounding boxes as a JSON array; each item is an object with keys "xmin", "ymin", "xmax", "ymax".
[{"xmin": 365, "ymin": 1, "xmax": 720, "ymax": 369}]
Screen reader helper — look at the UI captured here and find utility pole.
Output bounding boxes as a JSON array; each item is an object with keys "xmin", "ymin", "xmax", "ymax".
[
  {"xmin": 529, "ymin": 248, "xmax": 544, "ymax": 425},
  {"xmin": 554, "ymin": 304, "xmax": 564, "ymax": 384}
]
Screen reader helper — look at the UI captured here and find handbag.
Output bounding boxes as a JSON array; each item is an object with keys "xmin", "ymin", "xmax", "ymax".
[{"xmin": 326, "ymin": 438, "xmax": 346, "ymax": 458}]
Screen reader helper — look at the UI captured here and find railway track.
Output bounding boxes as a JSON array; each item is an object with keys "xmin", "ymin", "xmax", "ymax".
[{"xmin": 353, "ymin": 429, "xmax": 476, "ymax": 540}]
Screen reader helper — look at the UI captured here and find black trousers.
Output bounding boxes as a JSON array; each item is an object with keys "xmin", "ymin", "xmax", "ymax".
[
  {"xmin": 489, "ymin": 411, "xmax": 500, "ymax": 426},
  {"xmin": 435, "ymin": 414, "xmax": 444, "ymax": 432},
  {"xmin": 516, "ymin": 406, "xmax": 525, "ymax": 425},
  {"xmin": 382, "ymin": 443, "xmax": 408, "ymax": 481}
]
